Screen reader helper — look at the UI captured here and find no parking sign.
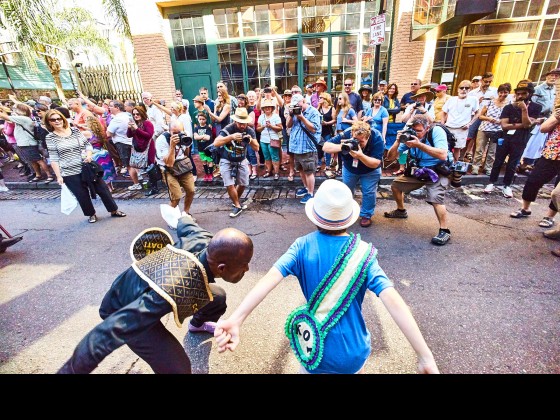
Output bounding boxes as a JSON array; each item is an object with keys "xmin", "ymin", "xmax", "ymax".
[{"xmin": 370, "ymin": 14, "xmax": 386, "ymax": 46}]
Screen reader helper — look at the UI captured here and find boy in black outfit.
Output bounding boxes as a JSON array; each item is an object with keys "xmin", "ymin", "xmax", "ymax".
[{"xmin": 194, "ymin": 112, "xmax": 215, "ymax": 182}]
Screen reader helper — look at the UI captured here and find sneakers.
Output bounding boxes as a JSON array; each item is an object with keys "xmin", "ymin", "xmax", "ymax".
[
  {"xmin": 510, "ymin": 208, "xmax": 531, "ymax": 218},
  {"xmin": 127, "ymin": 183, "xmax": 142, "ymax": 191},
  {"xmin": 232, "ymin": 203, "xmax": 248, "ymax": 210},
  {"xmin": 360, "ymin": 216, "xmax": 372, "ymax": 227},
  {"xmin": 229, "ymin": 206, "xmax": 244, "ymax": 218},
  {"xmin": 181, "ymin": 211, "xmax": 197, "ymax": 223},
  {"xmin": 483, "ymin": 184, "xmax": 495, "ymax": 194},
  {"xmin": 145, "ymin": 188, "xmax": 159, "ymax": 197},
  {"xmin": 300, "ymin": 193, "xmax": 313, "ymax": 204},
  {"xmin": 502, "ymin": 186, "xmax": 513, "ymax": 198},
  {"xmin": 384, "ymin": 209, "xmax": 408, "ymax": 219},
  {"xmin": 295, "ymin": 187, "xmax": 308, "ymax": 198},
  {"xmin": 188, "ymin": 321, "xmax": 217, "ymax": 334},
  {"xmin": 88, "ymin": 215, "xmax": 98, "ymax": 223},
  {"xmin": 431, "ymin": 230, "xmax": 451, "ymax": 245},
  {"xmin": 120, "ymin": 167, "xmax": 127, "ymax": 174}
]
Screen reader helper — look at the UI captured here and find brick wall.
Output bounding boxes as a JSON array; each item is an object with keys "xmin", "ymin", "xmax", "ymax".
[
  {"xmin": 388, "ymin": 0, "xmax": 436, "ymax": 119},
  {"xmin": 132, "ymin": 33, "xmax": 176, "ymax": 105}
]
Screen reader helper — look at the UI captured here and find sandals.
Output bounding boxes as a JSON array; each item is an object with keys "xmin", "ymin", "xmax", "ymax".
[
  {"xmin": 392, "ymin": 169, "xmax": 405, "ymax": 176},
  {"xmin": 510, "ymin": 208, "xmax": 531, "ymax": 218},
  {"xmin": 539, "ymin": 217, "xmax": 555, "ymax": 228},
  {"xmin": 273, "ymin": 173, "xmax": 279, "ymax": 180},
  {"xmin": 111, "ymin": 210, "xmax": 127, "ymax": 218},
  {"xmin": 262, "ymin": 172, "xmax": 271, "ymax": 178},
  {"xmin": 280, "ymin": 165, "xmax": 287, "ymax": 171},
  {"xmin": 249, "ymin": 173, "xmax": 257, "ymax": 180},
  {"xmin": 287, "ymin": 174, "xmax": 294, "ymax": 182},
  {"xmin": 28, "ymin": 176, "xmax": 43, "ymax": 183}
]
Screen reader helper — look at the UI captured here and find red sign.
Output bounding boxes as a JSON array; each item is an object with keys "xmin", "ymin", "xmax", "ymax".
[{"xmin": 370, "ymin": 14, "xmax": 386, "ymax": 46}]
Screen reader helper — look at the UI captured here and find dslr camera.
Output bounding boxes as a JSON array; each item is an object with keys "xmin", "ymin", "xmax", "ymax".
[
  {"xmin": 290, "ymin": 105, "xmax": 302, "ymax": 115},
  {"xmin": 241, "ymin": 134, "xmax": 252, "ymax": 145},
  {"xmin": 450, "ymin": 161, "xmax": 470, "ymax": 174},
  {"xmin": 413, "ymin": 101, "xmax": 423, "ymax": 108},
  {"xmin": 178, "ymin": 133, "xmax": 193, "ymax": 148},
  {"xmin": 263, "ymin": 87, "xmax": 272, "ymax": 94},
  {"xmin": 398, "ymin": 127, "xmax": 417, "ymax": 143},
  {"xmin": 340, "ymin": 138, "xmax": 359, "ymax": 155}
]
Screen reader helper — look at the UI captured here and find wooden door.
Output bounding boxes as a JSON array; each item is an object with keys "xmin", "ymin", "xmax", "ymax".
[
  {"xmin": 491, "ymin": 44, "xmax": 533, "ymax": 88},
  {"xmin": 456, "ymin": 44, "xmax": 533, "ymax": 91}
]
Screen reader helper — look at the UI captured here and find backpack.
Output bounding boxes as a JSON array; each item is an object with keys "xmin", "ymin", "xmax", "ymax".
[
  {"xmin": 426, "ymin": 123, "xmax": 456, "ymax": 152},
  {"xmin": 19, "ymin": 120, "xmax": 43, "ymax": 142}
]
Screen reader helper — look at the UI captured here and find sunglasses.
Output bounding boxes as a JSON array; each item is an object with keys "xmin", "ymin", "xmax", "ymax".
[
  {"xmin": 132, "ymin": 112, "xmax": 140, "ymax": 115},
  {"xmin": 459, "ymin": 86, "xmax": 470, "ymax": 90},
  {"xmin": 344, "ymin": 83, "xmax": 352, "ymax": 86},
  {"xmin": 373, "ymin": 99, "xmax": 382, "ymax": 102},
  {"xmin": 49, "ymin": 117, "xmax": 63, "ymax": 122},
  {"xmin": 411, "ymin": 83, "xmax": 418, "ymax": 85}
]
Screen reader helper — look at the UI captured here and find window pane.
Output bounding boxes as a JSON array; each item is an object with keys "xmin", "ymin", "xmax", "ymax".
[
  {"xmin": 181, "ymin": 17, "xmax": 192, "ymax": 30},
  {"xmin": 174, "ymin": 46, "xmax": 186, "ymax": 61},
  {"xmin": 546, "ymin": 40, "xmax": 559, "ymax": 62},
  {"xmin": 213, "ymin": 9, "xmax": 226, "ymax": 25},
  {"xmin": 512, "ymin": 0, "xmax": 529, "ymax": 17},
  {"xmin": 192, "ymin": 16, "xmax": 203, "ymax": 28},
  {"xmin": 197, "ymin": 45, "xmax": 208, "ymax": 60},
  {"xmin": 497, "ymin": 1, "xmax": 513, "ymax": 19},
  {"xmin": 547, "ymin": 0, "xmax": 560, "ymax": 14},
  {"xmin": 194, "ymin": 28, "xmax": 205, "ymax": 44},
  {"xmin": 540, "ymin": 19, "xmax": 555, "ymax": 40},
  {"xmin": 169, "ymin": 17, "xmax": 181, "ymax": 31},
  {"xmin": 185, "ymin": 45, "xmax": 196, "ymax": 60},
  {"xmin": 183, "ymin": 29, "xmax": 194, "ymax": 45},
  {"xmin": 528, "ymin": 0, "xmax": 543, "ymax": 16},
  {"xmin": 528, "ymin": 62, "xmax": 542, "ymax": 82},
  {"xmin": 171, "ymin": 30, "xmax": 184, "ymax": 47}
]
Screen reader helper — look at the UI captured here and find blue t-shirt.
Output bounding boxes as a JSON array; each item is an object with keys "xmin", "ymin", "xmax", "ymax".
[
  {"xmin": 274, "ymin": 231, "xmax": 393, "ymax": 374},
  {"xmin": 336, "ymin": 108, "xmax": 357, "ymax": 132},
  {"xmin": 328, "ymin": 128, "xmax": 385, "ymax": 175},
  {"xmin": 364, "ymin": 106, "xmax": 389, "ymax": 134},
  {"xmin": 398, "ymin": 125, "xmax": 449, "ymax": 167}
]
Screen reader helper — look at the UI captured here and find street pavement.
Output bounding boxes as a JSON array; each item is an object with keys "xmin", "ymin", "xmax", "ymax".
[{"xmin": 0, "ymin": 168, "xmax": 559, "ymax": 375}]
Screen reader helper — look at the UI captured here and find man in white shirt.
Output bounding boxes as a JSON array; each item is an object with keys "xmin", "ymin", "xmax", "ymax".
[
  {"xmin": 142, "ymin": 91, "xmax": 167, "ymax": 139},
  {"xmin": 106, "ymin": 100, "xmax": 133, "ymax": 175},
  {"xmin": 442, "ymin": 81, "xmax": 480, "ymax": 161}
]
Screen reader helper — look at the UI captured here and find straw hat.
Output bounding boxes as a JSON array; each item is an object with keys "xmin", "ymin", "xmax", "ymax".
[
  {"xmin": 192, "ymin": 95, "xmax": 204, "ymax": 103},
  {"xmin": 314, "ymin": 77, "xmax": 327, "ymax": 89},
  {"xmin": 261, "ymin": 98, "xmax": 275, "ymax": 109},
  {"xmin": 231, "ymin": 107, "xmax": 252, "ymax": 123},
  {"xmin": 304, "ymin": 180, "xmax": 360, "ymax": 230},
  {"xmin": 410, "ymin": 88, "xmax": 434, "ymax": 102}
]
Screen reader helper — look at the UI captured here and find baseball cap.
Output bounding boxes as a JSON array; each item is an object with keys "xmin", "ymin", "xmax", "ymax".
[
  {"xmin": 283, "ymin": 89, "xmax": 292, "ymax": 96},
  {"xmin": 514, "ymin": 79, "xmax": 535, "ymax": 94},
  {"xmin": 379, "ymin": 80, "xmax": 387, "ymax": 85},
  {"xmin": 290, "ymin": 94, "xmax": 304, "ymax": 107},
  {"xmin": 306, "ymin": 84, "xmax": 314, "ymax": 89},
  {"xmin": 435, "ymin": 84, "xmax": 448, "ymax": 92},
  {"xmin": 471, "ymin": 76, "xmax": 482, "ymax": 81}
]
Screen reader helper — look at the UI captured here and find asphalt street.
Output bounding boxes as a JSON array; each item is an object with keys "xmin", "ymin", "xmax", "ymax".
[{"xmin": 0, "ymin": 183, "xmax": 558, "ymax": 374}]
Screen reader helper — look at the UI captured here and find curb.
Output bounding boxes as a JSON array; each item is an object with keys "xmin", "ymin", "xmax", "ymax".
[{"xmin": 5, "ymin": 173, "xmax": 527, "ymax": 191}]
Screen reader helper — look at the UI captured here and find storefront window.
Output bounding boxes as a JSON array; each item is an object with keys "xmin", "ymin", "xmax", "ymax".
[
  {"xmin": 494, "ymin": 0, "xmax": 542, "ymax": 19},
  {"xmin": 302, "ymin": 37, "xmax": 329, "ymax": 87},
  {"xmin": 529, "ymin": 18, "xmax": 560, "ymax": 83},
  {"xmin": 330, "ymin": 35, "xmax": 359, "ymax": 93},
  {"xmin": 218, "ymin": 43, "xmax": 244, "ymax": 96},
  {"xmin": 213, "ymin": 8, "xmax": 240, "ymax": 40},
  {"xmin": 273, "ymin": 39, "xmax": 299, "ymax": 91}
]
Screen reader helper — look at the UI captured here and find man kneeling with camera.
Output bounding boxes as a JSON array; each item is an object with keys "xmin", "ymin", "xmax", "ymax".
[
  {"xmin": 384, "ymin": 114, "xmax": 453, "ymax": 245},
  {"xmin": 214, "ymin": 107, "xmax": 259, "ymax": 218}
]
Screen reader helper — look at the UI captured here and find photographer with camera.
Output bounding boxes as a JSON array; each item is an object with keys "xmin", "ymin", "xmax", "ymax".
[
  {"xmin": 384, "ymin": 114, "xmax": 454, "ymax": 245},
  {"xmin": 214, "ymin": 107, "xmax": 259, "ymax": 217},
  {"xmin": 155, "ymin": 120, "xmax": 196, "ymax": 224},
  {"xmin": 286, "ymin": 93, "xmax": 322, "ymax": 204},
  {"xmin": 322, "ymin": 120, "xmax": 384, "ymax": 227}
]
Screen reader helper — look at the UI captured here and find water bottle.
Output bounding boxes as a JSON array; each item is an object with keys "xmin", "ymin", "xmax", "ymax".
[
  {"xmin": 142, "ymin": 181, "xmax": 149, "ymax": 190},
  {"xmin": 497, "ymin": 137, "xmax": 504, "ymax": 146}
]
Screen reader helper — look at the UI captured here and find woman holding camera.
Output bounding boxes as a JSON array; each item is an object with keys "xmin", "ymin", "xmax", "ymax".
[
  {"xmin": 322, "ymin": 120, "xmax": 384, "ymax": 228},
  {"xmin": 127, "ymin": 106, "xmax": 155, "ymax": 190}
]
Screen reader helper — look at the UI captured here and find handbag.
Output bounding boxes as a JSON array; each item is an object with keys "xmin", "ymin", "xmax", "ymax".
[
  {"xmin": 129, "ymin": 140, "xmax": 151, "ymax": 169},
  {"xmin": 270, "ymin": 138, "xmax": 281, "ymax": 148},
  {"xmin": 166, "ymin": 157, "xmax": 193, "ymax": 177}
]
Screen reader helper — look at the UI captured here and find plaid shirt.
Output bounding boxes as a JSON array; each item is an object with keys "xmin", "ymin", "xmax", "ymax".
[{"xmin": 288, "ymin": 106, "xmax": 322, "ymax": 155}]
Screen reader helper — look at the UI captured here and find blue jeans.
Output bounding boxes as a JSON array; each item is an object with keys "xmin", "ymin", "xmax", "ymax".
[
  {"xmin": 342, "ymin": 167, "xmax": 382, "ymax": 218},
  {"xmin": 246, "ymin": 145, "xmax": 258, "ymax": 166}
]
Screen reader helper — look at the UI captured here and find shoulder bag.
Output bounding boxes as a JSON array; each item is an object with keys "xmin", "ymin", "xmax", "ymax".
[{"xmin": 130, "ymin": 139, "xmax": 151, "ymax": 169}]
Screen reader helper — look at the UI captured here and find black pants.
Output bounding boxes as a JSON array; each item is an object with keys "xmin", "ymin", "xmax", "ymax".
[
  {"xmin": 521, "ymin": 158, "xmax": 560, "ymax": 204},
  {"xmin": 489, "ymin": 137, "xmax": 527, "ymax": 186},
  {"xmin": 57, "ymin": 267, "xmax": 227, "ymax": 374},
  {"xmin": 63, "ymin": 173, "xmax": 118, "ymax": 217}
]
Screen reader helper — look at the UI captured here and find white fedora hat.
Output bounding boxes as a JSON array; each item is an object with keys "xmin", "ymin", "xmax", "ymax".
[{"xmin": 305, "ymin": 179, "xmax": 360, "ymax": 230}]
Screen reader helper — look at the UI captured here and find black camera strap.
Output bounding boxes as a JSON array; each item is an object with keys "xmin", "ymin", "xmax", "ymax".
[{"xmin": 299, "ymin": 124, "xmax": 320, "ymax": 151}]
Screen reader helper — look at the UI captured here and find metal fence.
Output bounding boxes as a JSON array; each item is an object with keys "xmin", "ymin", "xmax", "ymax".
[{"xmin": 75, "ymin": 62, "xmax": 143, "ymax": 103}]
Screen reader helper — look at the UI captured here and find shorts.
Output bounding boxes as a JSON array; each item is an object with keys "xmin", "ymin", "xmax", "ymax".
[
  {"xmin": 115, "ymin": 142, "xmax": 132, "ymax": 167},
  {"xmin": 199, "ymin": 152, "xmax": 213, "ymax": 163},
  {"xmin": 162, "ymin": 169, "xmax": 195, "ymax": 201},
  {"xmin": 219, "ymin": 159, "xmax": 250, "ymax": 187},
  {"xmin": 261, "ymin": 142, "xmax": 280, "ymax": 162},
  {"xmin": 294, "ymin": 151, "xmax": 317, "ymax": 174},
  {"xmin": 447, "ymin": 127, "xmax": 468, "ymax": 149},
  {"xmin": 391, "ymin": 173, "xmax": 449, "ymax": 205}
]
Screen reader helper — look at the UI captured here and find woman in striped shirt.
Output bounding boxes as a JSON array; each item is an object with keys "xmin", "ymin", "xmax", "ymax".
[{"xmin": 45, "ymin": 109, "xmax": 126, "ymax": 224}]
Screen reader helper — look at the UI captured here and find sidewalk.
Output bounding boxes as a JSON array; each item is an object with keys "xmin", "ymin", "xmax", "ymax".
[{"xmin": 0, "ymin": 153, "xmax": 533, "ymax": 191}]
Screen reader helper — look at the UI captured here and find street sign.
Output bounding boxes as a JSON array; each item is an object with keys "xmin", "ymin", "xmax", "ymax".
[{"xmin": 370, "ymin": 14, "xmax": 386, "ymax": 46}]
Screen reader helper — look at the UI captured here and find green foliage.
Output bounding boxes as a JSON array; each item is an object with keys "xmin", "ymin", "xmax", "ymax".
[{"xmin": 102, "ymin": 0, "xmax": 132, "ymax": 39}]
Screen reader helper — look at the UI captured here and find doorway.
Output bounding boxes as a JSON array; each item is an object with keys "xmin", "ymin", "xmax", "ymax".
[{"xmin": 456, "ymin": 43, "xmax": 534, "ymax": 90}]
